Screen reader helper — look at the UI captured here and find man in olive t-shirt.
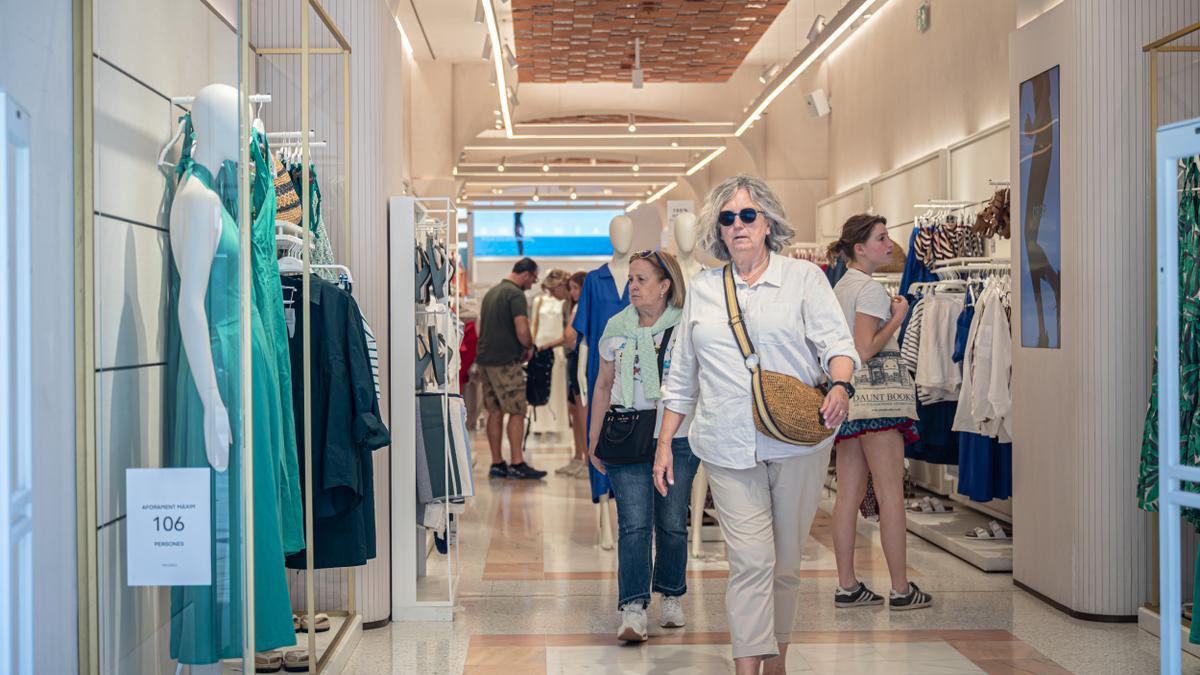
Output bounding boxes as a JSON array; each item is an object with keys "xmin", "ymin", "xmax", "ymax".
[{"xmin": 476, "ymin": 257, "xmax": 547, "ymax": 479}]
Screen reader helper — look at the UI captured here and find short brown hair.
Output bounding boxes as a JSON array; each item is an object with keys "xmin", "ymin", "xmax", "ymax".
[
  {"xmin": 629, "ymin": 249, "xmax": 687, "ymax": 309},
  {"xmin": 827, "ymin": 213, "xmax": 887, "ymax": 262}
]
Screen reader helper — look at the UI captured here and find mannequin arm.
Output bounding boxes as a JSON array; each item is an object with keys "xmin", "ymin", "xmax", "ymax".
[{"xmin": 170, "ymin": 185, "xmax": 232, "ymax": 471}]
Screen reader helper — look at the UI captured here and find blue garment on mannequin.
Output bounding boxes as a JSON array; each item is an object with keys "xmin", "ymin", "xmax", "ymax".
[{"xmin": 572, "ymin": 264, "xmax": 629, "ymax": 503}]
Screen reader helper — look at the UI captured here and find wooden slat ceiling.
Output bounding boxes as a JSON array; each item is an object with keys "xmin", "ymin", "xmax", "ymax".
[{"xmin": 511, "ymin": 0, "xmax": 788, "ymax": 84}]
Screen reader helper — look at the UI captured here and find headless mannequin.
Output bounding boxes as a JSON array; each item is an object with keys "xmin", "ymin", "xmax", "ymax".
[
  {"xmin": 169, "ymin": 84, "xmax": 239, "ymax": 473},
  {"xmin": 607, "ymin": 215, "xmax": 633, "ymax": 293},
  {"xmin": 672, "ymin": 212, "xmax": 703, "ymax": 281}
]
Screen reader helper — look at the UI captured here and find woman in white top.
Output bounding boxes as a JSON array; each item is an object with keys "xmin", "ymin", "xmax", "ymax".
[
  {"xmin": 587, "ymin": 249, "xmax": 697, "ymax": 643},
  {"xmin": 829, "ymin": 214, "xmax": 932, "ymax": 612},
  {"xmin": 656, "ymin": 175, "xmax": 859, "ymax": 675}
]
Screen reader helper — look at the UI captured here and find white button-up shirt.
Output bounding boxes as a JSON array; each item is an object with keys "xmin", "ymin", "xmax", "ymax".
[{"xmin": 661, "ymin": 253, "xmax": 860, "ymax": 469}]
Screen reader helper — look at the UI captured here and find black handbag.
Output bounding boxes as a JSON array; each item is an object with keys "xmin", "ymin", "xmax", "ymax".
[{"xmin": 594, "ymin": 326, "xmax": 674, "ymax": 465}]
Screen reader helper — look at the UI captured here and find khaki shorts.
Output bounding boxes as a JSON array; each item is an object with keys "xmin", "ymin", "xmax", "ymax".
[{"xmin": 478, "ymin": 363, "xmax": 528, "ymax": 415}]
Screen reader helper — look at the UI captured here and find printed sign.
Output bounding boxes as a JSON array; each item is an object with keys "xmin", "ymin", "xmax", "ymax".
[{"xmin": 125, "ymin": 468, "xmax": 212, "ymax": 586}]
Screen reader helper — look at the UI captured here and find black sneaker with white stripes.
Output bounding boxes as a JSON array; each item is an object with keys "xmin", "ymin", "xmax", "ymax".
[
  {"xmin": 889, "ymin": 582, "xmax": 933, "ymax": 611},
  {"xmin": 834, "ymin": 581, "xmax": 884, "ymax": 608}
]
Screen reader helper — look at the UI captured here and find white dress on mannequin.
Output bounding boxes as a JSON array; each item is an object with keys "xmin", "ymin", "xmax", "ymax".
[{"xmin": 530, "ymin": 293, "xmax": 570, "ymax": 438}]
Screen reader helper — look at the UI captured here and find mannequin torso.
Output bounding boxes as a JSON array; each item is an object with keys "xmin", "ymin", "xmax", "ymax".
[
  {"xmin": 672, "ymin": 212, "xmax": 703, "ymax": 280},
  {"xmin": 608, "ymin": 214, "xmax": 633, "ymax": 291}
]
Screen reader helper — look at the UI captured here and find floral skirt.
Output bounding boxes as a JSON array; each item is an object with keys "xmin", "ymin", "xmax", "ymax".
[{"xmin": 837, "ymin": 416, "xmax": 920, "ymax": 444}]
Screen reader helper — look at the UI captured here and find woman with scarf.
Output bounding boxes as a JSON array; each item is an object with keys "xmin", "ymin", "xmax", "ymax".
[{"xmin": 587, "ymin": 249, "xmax": 698, "ymax": 643}]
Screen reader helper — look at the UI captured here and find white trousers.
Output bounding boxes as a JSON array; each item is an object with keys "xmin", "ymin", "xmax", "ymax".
[{"xmin": 704, "ymin": 447, "xmax": 830, "ymax": 660}]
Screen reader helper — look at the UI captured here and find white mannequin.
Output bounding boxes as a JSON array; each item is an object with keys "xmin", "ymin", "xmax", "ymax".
[
  {"xmin": 169, "ymin": 84, "xmax": 240, "ymax": 473},
  {"xmin": 607, "ymin": 215, "xmax": 633, "ymax": 293},
  {"xmin": 672, "ymin": 212, "xmax": 703, "ymax": 281}
]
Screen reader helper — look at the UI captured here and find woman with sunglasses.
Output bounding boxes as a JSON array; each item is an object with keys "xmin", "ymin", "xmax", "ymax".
[
  {"xmin": 657, "ymin": 175, "xmax": 859, "ymax": 675},
  {"xmin": 587, "ymin": 249, "xmax": 698, "ymax": 643}
]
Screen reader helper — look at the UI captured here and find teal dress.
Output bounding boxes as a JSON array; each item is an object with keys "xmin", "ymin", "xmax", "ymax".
[
  {"xmin": 165, "ymin": 120, "xmax": 295, "ymax": 662},
  {"xmin": 250, "ymin": 132, "xmax": 304, "ymax": 555}
]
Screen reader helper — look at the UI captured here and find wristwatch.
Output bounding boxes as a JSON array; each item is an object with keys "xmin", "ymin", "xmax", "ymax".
[{"xmin": 830, "ymin": 380, "xmax": 856, "ymax": 398}]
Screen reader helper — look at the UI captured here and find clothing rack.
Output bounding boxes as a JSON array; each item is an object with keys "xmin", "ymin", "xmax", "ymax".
[
  {"xmin": 169, "ymin": 93, "xmax": 272, "ymax": 106},
  {"xmin": 390, "ymin": 196, "xmax": 464, "ymax": 623}
]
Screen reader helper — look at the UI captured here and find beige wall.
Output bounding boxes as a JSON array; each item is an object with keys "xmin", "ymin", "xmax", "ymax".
[
  {"xmin": 1011, "ymin": 0, "xmax": 1200, "ymax": 617},
  {"xmin": 826, "ymin": 0, "xmax": 1016, "ymax": 194}
]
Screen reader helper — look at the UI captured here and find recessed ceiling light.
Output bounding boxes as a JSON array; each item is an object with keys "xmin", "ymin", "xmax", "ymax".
[
  {"xmin": 671, "ymin": 140, "xmax": 679, "ymax": 148},
  {"xmin": 603, "ymin": 188, "xmax": 613, "ymax": 196}
]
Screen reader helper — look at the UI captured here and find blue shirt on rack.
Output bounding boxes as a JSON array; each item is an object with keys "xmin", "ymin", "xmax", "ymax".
[{"xmin": 572, "ymin": 263, "xmax": 629, "ymax": 502}]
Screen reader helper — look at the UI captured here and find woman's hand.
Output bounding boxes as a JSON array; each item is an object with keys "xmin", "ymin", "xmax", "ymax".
[
  {"xmin": 820, "ymin": 386, "xmax": 850, "ymax": 430},
  {"xmin": 588, "ymin": 449, "xmax": 606, "ymax": 475},
  {"xmin": 652, "ymin": 441, "xmax": 674, "ymax": 497}
]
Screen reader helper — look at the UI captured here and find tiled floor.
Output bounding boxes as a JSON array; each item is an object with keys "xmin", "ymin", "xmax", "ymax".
[{"xmin": 346, "ymin": 437, "xmax": 1196, "ymax": 674}]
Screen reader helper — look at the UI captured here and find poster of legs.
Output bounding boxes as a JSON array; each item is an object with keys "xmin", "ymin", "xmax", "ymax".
[{"xmin": 1019, "ymin": 66, "xmax": 1062, "ymax": 348}]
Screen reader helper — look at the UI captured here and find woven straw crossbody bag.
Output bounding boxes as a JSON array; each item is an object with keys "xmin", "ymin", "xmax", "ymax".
[{"xmin": 722, "ymin": 264, "xmax": 834, "ymax": 445}]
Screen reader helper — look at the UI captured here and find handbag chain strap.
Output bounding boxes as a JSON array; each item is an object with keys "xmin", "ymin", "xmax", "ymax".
[{"xmin": 722, "ymin": 264, "xmax": 801, "ymax": 444}]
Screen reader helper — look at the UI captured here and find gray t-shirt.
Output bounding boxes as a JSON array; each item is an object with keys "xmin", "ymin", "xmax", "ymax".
[
  {"xmin": 833, "ymin": 268, "xmax": 899, "ymax": 352},
  {"xmin": 476, "ymin": 279, "xmax": 529, "ymax": 365}
]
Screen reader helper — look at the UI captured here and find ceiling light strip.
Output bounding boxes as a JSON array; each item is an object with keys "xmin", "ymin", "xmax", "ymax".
[
  {"xmin": 463, "ymin": 144, "xmax": 721, "ymax": 152},
  {"xmin": 506, "ymin": 132, "xmax": 733, "ymax": 140},
  {"xmin": 646, "ymin": 181, "xmax": 678, "ymax": 204},
  {"xmin": 514, "ymin": 122, "xmax": 736, "ymax": 129},
  {"xmin": 455, "ymin": 172, "xmax": 682, "ymax": 178},
  {"xmin": 625, "ymin": 200, "xmax": 643, "ymax": 213},
  {"xmin": 479, "ymin": 0, "xmax": 513, "ymax": 138},
  {"xmin": 686, "ymin": 147, "xmax": 727, "ymax": 176},
  {"xmin": 734, "ymin": 0, "xmax": 882, "ymax": 137}
]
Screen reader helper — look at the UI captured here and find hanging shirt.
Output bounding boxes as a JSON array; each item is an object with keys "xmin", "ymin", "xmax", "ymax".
[
  {"xmin": 573, "ymin": 264, "xmax": 629, "ymax": 502},
  {"xmin": 281, "ymin": 275, "xmax": 390, "ymax": 569},
  {"xmin": 915, "ymin": 292, "xmax": 964, "ymax": 403}
]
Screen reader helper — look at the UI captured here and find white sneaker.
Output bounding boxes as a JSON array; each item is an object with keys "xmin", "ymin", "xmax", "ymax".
[
  {"xmin": 555, "ymin": 459, "xmax": 579, "ymax": 475},
  {"xmin": 660, "ymin": 595, "xmax": 685, "ymax": 628},
  {"xmin": 617, "ymin": 603, "xmax": 648, "ymax": 642}
]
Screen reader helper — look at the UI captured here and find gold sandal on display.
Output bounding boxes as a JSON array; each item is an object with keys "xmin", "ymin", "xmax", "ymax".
[
  {"xmin": 255, "ymin": 651, "xmax": 284, "ymax": 673},
  {"xmin": 283, "ymin": 649, "xmax": 311, "ymax": 673},
  {"xmin": 298, "ymin": 612, "xmax": 331, "ymax": 633}
]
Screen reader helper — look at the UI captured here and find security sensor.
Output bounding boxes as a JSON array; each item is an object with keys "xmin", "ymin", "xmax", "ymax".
[
  {"xmin": 805, "ymin": 89, "xmax": 831, "ymax": 118},
  {"xmin": 807, "ymin": 15, "xmax": 827, "ymax": 42}
]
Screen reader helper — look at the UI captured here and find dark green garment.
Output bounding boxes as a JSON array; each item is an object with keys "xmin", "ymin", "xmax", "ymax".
[
  {"xmin": 476, "ymin": 279, "xmax": 529, "ymax": 365},
  {"xmin": 1138, "ymin": 155, "xmax": 1200, "ymax": 645},
  {"xmin": 282, "ymin": 275, "xmax": 390, "ymax": 569}
]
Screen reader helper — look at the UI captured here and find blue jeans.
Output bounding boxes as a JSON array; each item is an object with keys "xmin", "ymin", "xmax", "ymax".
[{"xmin": 604, "ymin": 437, "xmax": 700, "ymax": 610}]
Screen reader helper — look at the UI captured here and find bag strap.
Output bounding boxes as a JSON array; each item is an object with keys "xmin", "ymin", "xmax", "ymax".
[
  {"xmin": 722, "ymin": 264, "xmax": 803, "ymax": 444},
  {"xmin": 656, "ymin": 325, "xmax": 675, "ymax": 381}
]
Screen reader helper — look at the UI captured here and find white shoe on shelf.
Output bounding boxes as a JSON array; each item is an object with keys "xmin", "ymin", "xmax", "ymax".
[
  {"xmin": 659, "ymin": 595, "xmax": 685, "ymax": 628},
  {"xmin": 617, "ymin": 603, "xmax": 648, "ymax": 642}
]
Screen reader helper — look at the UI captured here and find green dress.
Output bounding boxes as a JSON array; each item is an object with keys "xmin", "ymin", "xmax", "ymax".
[
  {"xmin": 1138, "ymin": 154, "xmax": 1200, "ymax": 644},
  {"xmin": 165, "ymin": 119, "xmax": 295, "ymax": 662},
  {"xmin": 250, "ymin": 132, "xmax": 304, "ymax": 555}
]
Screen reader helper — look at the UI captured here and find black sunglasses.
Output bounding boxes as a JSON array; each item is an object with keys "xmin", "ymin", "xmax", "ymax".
[
  {"xmin": 633, "ymin": 249, "xmax": 672, "ymax": 282},
  {"xmin": 718, "ymin": 209, "xmax": 766, "ymax": 227}
]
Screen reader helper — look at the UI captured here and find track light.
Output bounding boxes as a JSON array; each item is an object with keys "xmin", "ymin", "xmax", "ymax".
[
  {"xmin": 503, "ymin": 43, "xmax": 520, "ymax": 69},
  {"xmin": 671, "ymin": 140, "xmax": 679, "ymax": 148},
  {"xmin": 481, "ymin": 34, "xmax": 491, "ymax": 61},
  {"xmin": 489, "ymin": 69, "xmax": 496, "ymax": 86},
  {"xmin": 532, "ymin": 188, "xmax": 540, "ymax": 203},
  {"xmin": 807, "ymin": 14, "xmax": 828, "ymax": 42},
  {"xmin": 628, "ymin": 114, "xmax": 637, "ymax": 133},
  {"xmin": 497, "ymin": 157, "xmax": 506, "ymax": 172},
  {"xmin": 493, "ymin": 108, "xmax": 501, "ymax": 116},
  {"xmin": 542, "ymin": 158, "xmax": 550, "ymax": 172},
  {"xmin": 632, "ymin": 157, "xmax": 640, "ymax": 173},
  {"xmin": 569, "ymin": 188, "xmax": 578, "ymax": 200},
  {"xmin": 474, "ymin": 0, "xmax": 485, "ymax": 24},
  {"xmin": 758, "ymin": 63, "xmax": 781, "ymax": 84},
  {"xmin": 632, "ymin": 38, "xmax": 644, "ymax": 89},
  {"xmin": 507, "ymin": 85, "xmax": 519, "ymax": 108}
]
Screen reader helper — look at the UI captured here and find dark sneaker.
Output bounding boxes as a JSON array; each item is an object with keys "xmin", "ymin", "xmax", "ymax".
[
  {"xmin": 488, "ymin": 462, "xmax": 509, "ymax": 479},
  {"xmin": 889, "ymin": 582, "xmax": 933, "ymax": 611},
  {"xmin": 508, "ymin": 462, "xmax": 548, "ymax": 479},
  {"xmin": 834, "ymin": 581, "xmax": 884, "ymax": 608}
]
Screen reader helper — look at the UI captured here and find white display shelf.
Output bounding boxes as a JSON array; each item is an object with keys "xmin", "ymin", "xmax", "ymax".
[{"xmin": 1138, "ymin": 605, "xmax": 1200, "ymax": 660}]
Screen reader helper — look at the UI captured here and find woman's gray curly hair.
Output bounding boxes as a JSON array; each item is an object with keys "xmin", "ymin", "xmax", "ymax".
[{"xmin": 697, "ymin": 174, "xmax": 795, "ymax": 262}]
